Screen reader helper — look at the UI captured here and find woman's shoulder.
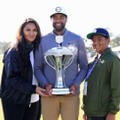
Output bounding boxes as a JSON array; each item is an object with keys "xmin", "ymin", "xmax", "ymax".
[
  {"xmin": 3, "ymin": 47, "xmax": 19, "ymax": 62},
  {"xmin": 5, "ymin": 47, "xmax": 18, "ymax": 57}
]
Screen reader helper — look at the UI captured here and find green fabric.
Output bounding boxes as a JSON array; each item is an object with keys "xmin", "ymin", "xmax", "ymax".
[{"xmin": 83, "ymin": 48, "xmax": 120, "ymax": 116}]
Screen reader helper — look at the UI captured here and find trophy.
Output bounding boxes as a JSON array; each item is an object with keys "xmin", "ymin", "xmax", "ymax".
[{"xmin": 44, "ymin": 36, "xmax": 77, "ymax": 95}]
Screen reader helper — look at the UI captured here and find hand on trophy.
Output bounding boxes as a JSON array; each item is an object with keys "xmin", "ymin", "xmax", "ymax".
[
  {"xmin": 36, "ymin": 86, "xmax": 48, "ymax": 97},
  {"xmin": 45, "ymin": 83, "xmax": 53, "ymax": 96},
  {"xmin": 70, "ymin": 84, "xmax": 77, "ymax": 95}
]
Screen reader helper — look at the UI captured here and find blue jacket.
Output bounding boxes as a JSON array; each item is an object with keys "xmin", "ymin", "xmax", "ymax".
[{"xmin": 34, "ymin": 29, "xmax": 88, "ymax": 94}]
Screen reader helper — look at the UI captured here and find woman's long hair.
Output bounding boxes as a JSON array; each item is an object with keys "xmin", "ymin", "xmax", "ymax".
[
  {"xmin": 16, "ymin": 18, "xmax": 41, "ymax": 50},
  {"xmin": 13, "ymin": 18, "xmax": 42, "ymax": 74}
]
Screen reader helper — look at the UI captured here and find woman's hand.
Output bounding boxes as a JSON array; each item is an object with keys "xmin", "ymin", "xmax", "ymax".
[{"xmin": 36, "ymin": 86, "xmax": 48, "ymax": 97}]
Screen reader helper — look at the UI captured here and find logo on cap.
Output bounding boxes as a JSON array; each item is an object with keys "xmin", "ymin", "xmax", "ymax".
[
  {"xmin": 55, "ymin": 7, "xmax": 62, "ymax": 12},
  {"xmin": 93, "ymin": 28, "xmax": 97, "ymax": 33}
]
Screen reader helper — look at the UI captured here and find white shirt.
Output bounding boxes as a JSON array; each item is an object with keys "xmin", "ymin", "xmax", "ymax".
[{"xmin": 30, "ymin": 51, "xmax": 39, "ymax": 103}]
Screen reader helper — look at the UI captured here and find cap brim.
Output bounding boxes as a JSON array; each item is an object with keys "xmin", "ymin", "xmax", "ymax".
[
  {"xmin": 87, "ymin": 32, "xmax": 96, "ymax": 39},
  {"xmin": 50, "ymin": 13, "xmax": 67, "ymax": 18}
]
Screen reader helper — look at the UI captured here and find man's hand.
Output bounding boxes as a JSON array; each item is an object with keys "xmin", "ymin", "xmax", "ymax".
[
  {"xmin": 70, "ymin": 84, "xmax": 77, "ymax": 95},
  {"xmin": 45, "ymin": 83, "xmax": 53, "ymax": 96}
]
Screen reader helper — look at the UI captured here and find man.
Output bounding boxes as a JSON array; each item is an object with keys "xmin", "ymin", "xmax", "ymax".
[
  {"xmin": 82, "ymin": 28, "xmax": 120, "ymax": 120},
  {"xmin": 34, "ymin": 6, "xmax": 88, "ymax": 120}
]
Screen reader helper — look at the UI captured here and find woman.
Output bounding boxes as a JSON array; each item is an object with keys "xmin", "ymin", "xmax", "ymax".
[{"xmin": 0, "ymin": 18, "xmax": 47, "ymax": 120}]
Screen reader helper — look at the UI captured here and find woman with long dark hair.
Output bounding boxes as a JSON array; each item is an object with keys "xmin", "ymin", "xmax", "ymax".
[{"xmin": 0, "ymin": 18, "xmax": 47, "ymax": 120}]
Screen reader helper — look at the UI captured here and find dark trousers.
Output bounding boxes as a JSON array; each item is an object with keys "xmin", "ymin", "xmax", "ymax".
[
  {"xmin": 36, "ymin": 97, "xmax": 41, "ymax": 120},
  {"xmin": 1, "ymin": 99, "xmax": 40, "ymax": 120},
  {"xmin": 87, "ymin": 116, "xmax": 106, "ymax": 120}
]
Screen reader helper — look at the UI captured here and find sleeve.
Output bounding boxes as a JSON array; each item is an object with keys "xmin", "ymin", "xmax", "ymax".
[
  {"xmin": 108, "ymin": 58, "xmax": 120, "ymax": 114},
  {"xmin": 34, "ymin": 43, "xmax": 48, "ymax": 88},
  {"xmin": 73, "ymin": 37, "xmax": 88, "ymax": 87}
]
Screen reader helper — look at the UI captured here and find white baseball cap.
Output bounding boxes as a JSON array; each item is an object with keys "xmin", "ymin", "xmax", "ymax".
[{"xmin": 50, "ymin": 6, "xmax": 67, "ymax": 18}]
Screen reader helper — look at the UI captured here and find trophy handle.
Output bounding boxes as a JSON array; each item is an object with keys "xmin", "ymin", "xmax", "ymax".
[
  {"xmin": 44, "ymin": 55, "xmax": 56, "ymax": 70},
  {"xmin": 63, "ymin": 55, "xmax": 75, "ymax": 70}
]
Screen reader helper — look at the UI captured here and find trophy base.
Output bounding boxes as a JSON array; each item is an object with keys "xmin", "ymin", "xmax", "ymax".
[{"xmin": 52, "ymin": 88, "xmax": 70, "ymax": 95}]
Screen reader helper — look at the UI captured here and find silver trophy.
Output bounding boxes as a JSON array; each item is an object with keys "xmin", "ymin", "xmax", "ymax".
[{"xmin": 44, "ymin": 36, "xmax": 77, "ymax": 95}]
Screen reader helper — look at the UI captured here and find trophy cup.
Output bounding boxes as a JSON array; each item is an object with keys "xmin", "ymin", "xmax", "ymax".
[{"xmin": 44, "ymin": 36, "xmax": 77, "ymax": 95}]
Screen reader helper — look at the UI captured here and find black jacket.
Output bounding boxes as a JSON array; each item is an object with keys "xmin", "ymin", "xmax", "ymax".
[{"xmin": 0, "ymin": 47, "xmax": 36, "ymax": 105}]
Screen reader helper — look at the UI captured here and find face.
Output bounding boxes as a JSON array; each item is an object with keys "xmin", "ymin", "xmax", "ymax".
[
  {"xmin": 51, "ymin": 14, "xmax": 67, "ymax": 33},
  {"xmin": 92, "ymin": 35, "xmax": 110, "ymax": 54},
  {"xmin": 23, "ymin": 22, "xmax": 38, "ymax": 43}
]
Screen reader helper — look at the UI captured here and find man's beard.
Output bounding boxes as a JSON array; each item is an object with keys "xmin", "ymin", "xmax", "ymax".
[{"xmin": 53, "ymin": 23, "xmax": 65, "ymax": 32}]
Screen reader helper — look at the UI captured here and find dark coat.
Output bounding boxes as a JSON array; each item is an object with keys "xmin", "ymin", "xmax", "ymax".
[{"xmin": 0, "ymin": 47, "xmax": 36, "ymax": 105}]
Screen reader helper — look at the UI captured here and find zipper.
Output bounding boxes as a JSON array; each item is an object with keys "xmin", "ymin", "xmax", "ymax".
[{"xmin": 29, "ymin": 103, "xmax": 31, "ymax": 108}]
